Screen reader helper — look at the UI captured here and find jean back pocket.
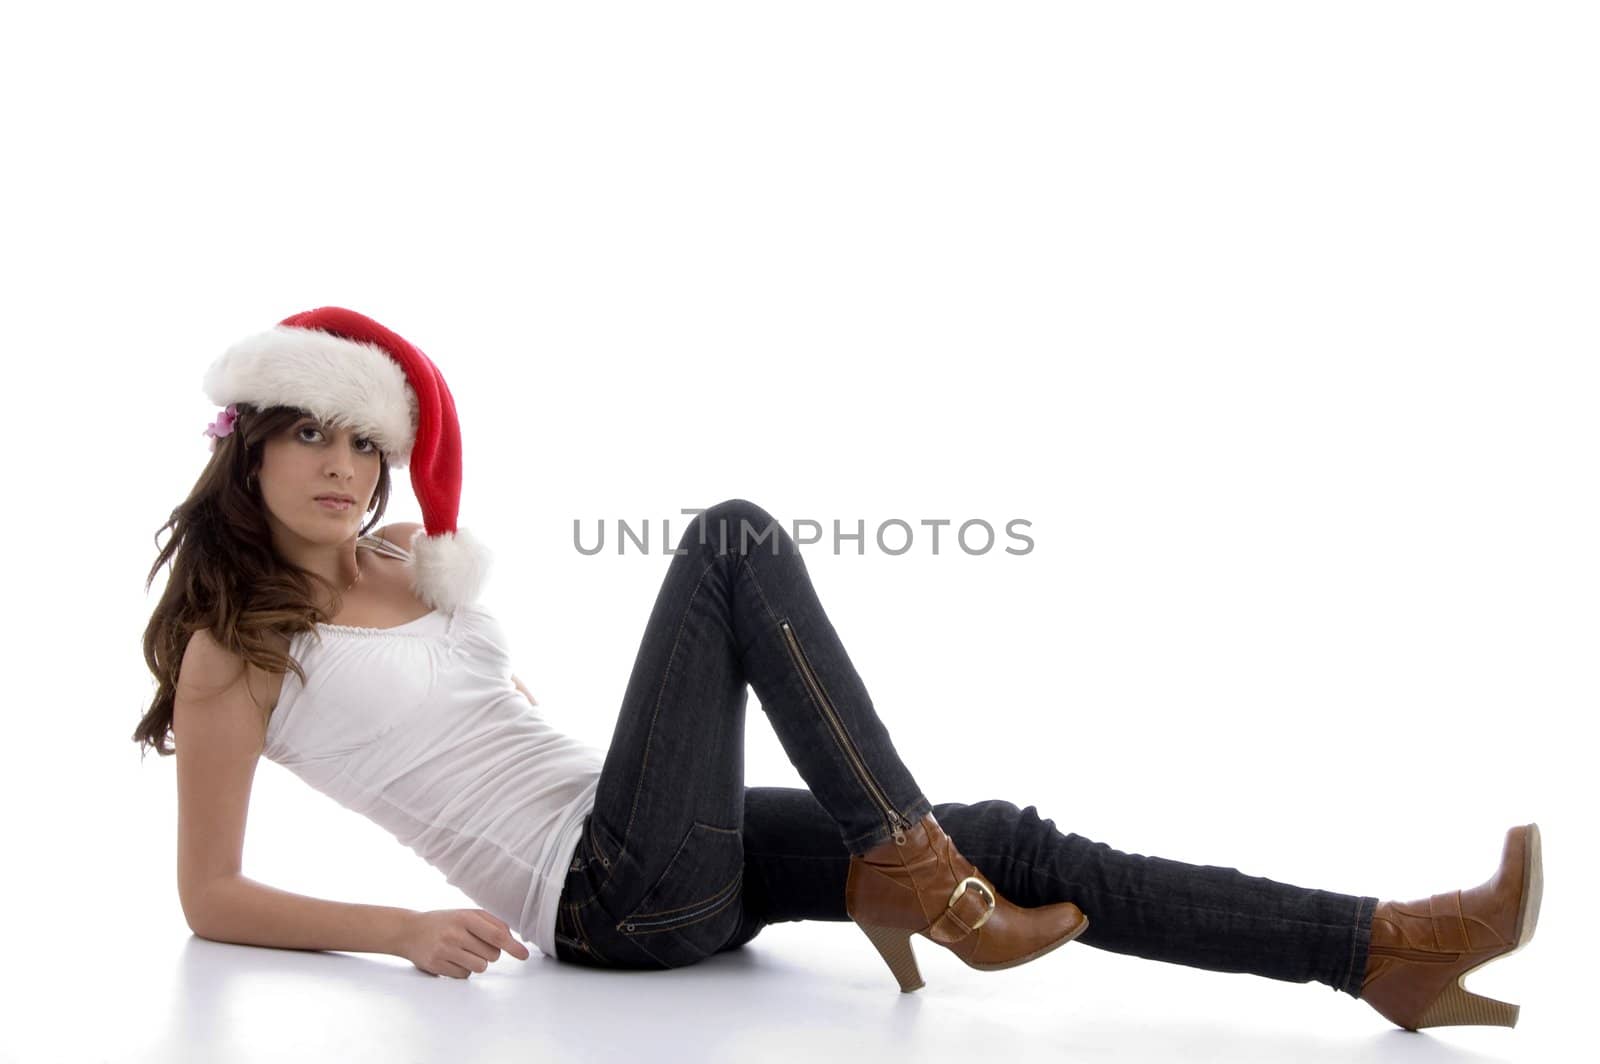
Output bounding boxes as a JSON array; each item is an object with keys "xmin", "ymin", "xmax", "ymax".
[{"xmin": 615, "ymin": 821, "xmax": 745, "ymax": 969}]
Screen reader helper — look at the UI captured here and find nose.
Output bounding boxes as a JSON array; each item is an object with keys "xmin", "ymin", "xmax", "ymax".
[{"xmin": 324, "ymin": 442, "xmax": 358, "ymax": 478}]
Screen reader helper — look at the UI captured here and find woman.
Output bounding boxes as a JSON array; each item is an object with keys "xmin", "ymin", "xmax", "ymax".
[{"xmin": 132, "ymin": 307, "xmax": 1542, "ymax": 1033}]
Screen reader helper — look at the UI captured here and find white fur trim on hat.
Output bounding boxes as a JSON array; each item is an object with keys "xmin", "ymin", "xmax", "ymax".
[
  {"xmin": 405, "ymin": 526, "xmax": 492, "ymax": 613},
  {"xmin": 203, "ymin": 325, "xmax": 420, "ymax": 467}
]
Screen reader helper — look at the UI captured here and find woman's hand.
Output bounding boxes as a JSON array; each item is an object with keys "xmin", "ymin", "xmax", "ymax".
[{"xmin": 398, "ymin": 909, "xmax": 531, "ymax": 978}]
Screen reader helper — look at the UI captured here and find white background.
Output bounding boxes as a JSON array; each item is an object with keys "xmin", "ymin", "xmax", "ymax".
[{"xmin": 0, "ymin": 2, "xmax": 1592, "ymax": 1061}]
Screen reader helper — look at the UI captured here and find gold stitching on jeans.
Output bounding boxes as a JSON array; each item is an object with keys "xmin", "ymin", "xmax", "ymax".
[
  {"xmin": 572, "ymin": 903, "xmax": 609, "ymax": 963},
  {"xmin": 627, "ymin": 868, "xmax": 744, "ymax": 921},
  {"xmin": 622, "ymin": 886, "xmax": 742, "ymax": 935}
]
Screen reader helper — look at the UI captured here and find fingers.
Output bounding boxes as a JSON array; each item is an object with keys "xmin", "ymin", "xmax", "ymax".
[
  {"xmin": 456, "ymin": 934, "xmax": 499, "ymax": 966},
  {"xmin": 471, "ymin": 910, "xmax": 532, "ymax": 962},
  {"xmin": 438, "ymin": 949, "xmax": 487, "ymax": 978},
  {"xmin": 426, "ymin": 911, "xmax": 533, "ymax": 978}
]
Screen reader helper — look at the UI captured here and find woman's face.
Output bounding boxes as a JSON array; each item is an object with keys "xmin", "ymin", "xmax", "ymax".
[{"xmin": 256, "ymin": 414, "xmax": 383, "ymax": 547}]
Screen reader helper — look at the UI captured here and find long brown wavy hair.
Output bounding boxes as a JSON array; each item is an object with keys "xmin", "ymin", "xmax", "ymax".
[{"xmin": 131, "ymin": 402, "xmax": 394, "ymax": 758}]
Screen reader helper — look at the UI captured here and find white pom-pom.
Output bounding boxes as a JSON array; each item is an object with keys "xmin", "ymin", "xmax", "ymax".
[{"xmin": 406, "ymin": 527, "xmax": 492, "ymax": 612}]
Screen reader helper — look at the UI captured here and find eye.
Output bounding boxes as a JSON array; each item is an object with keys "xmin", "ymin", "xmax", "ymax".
[{"xmin": 297, "ymin": 425, "xmax": 378, "ymax": 454}]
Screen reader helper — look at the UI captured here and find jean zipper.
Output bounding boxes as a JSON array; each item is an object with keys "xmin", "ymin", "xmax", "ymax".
[{"xmin": 780, "ymin": 619, "xmax": 908, "ymax": 846}]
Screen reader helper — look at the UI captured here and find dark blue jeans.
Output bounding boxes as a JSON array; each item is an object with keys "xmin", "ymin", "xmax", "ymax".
[{"xmin": 555, "ymin": 499, "xmax": 1377, "ymax": 998}]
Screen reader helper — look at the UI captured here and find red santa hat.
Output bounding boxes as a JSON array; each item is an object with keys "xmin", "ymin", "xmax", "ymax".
[{"xmin": 202, "ymin": 306, "xmax": 491, "ymax": 613}]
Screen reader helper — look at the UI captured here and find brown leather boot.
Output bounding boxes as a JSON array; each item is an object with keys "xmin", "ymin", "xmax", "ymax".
[
  {"xmin": 844, "ymin": 812, "xmax": 1088, "ymax": 992},
  {"xmin": 1359, "ymin": 823, "xmax": 1543, "ymax": 1030}
]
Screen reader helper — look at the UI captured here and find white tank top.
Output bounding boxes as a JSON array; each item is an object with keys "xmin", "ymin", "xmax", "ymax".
[{"xmin": 262, "ymin": 533, "xmax": 604, "ymax": 960}]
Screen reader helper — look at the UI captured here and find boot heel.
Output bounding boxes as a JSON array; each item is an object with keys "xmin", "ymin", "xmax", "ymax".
[
  {"xmin": 1415, "ymin": 977, "xmax": 1520, "ymax": 1029},
  {"xmin": 855, "ymin": 921, "xmax": 925, "ymax": 993}
]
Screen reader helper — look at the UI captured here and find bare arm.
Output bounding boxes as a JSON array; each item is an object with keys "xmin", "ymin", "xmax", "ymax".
[
  {"xmin": 187, "ymin": 876, "xmax": 416, "ymax": 954},
  {"xmin": 173, "ymin": 628, "xmax": 526, "ymax": 975},
  {"xmin": 174, "ymin": 630, "xmax": 415, "ymax": 954}
]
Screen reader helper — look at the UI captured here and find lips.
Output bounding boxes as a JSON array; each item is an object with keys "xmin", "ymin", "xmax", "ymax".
[{"xmin": 316, "ymin": 494, "xmax": 357, "ymax": 505}]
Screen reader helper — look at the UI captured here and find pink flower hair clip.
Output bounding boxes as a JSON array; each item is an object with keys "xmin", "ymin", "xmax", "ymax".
[{"xmin": 204, "ymin": 403, "xmax": 239, "ymax": 451}]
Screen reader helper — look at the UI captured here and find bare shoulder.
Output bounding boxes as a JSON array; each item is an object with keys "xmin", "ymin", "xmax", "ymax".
[
  {"xmin": 177, "ymin": 627, "xmax": 285, "ymax": 727},
  {"xmin": 374, "ymin": 522, "xmax": 424, "ymax": 550},
  {"xmin": 177, "ymin": 628, "xmax": 248, "ymax": 697}
]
